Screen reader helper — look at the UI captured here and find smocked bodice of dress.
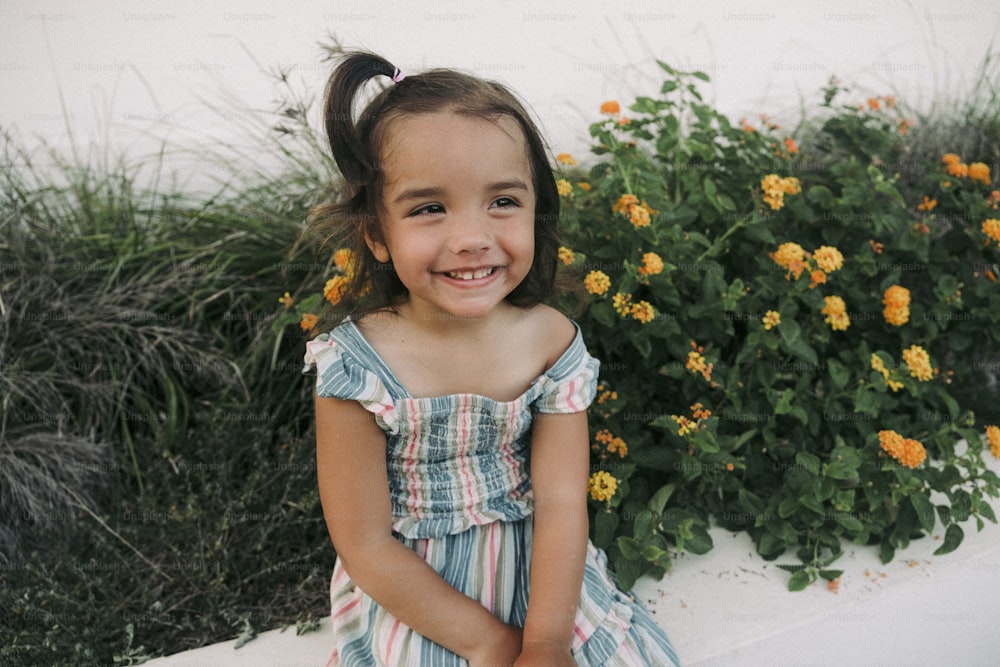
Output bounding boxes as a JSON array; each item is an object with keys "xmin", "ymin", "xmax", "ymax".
[{"xmin": 303, "ymin": 319, "xmax": 600, "ymax": 539}]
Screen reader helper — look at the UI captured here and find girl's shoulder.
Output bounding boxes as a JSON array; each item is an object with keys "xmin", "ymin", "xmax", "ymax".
[{"xmin": 517, "ymin": 304, "xmax": 578, "ymax": 371}]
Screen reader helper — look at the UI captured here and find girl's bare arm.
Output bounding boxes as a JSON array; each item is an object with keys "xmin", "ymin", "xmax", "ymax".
[
  {"xmin": 315, "ymin": 395, "xmax": 521, "ymax": 663},
  {"xmin": 519, "ymin": 408, "xmax": 590, "ymax": 658}
]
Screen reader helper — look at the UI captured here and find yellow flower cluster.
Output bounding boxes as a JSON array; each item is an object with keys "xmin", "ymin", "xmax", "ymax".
[
  {"xmin": 558, "ymin": 246, "xmax": 575, "ymax": 265},
  {"xmin": 671, "ymin": 403, "xmax": 713, "ymax": 437},
  {"xmin": 882, "ymin": 285, "xmax": 910, "ymax": 326},
  {"xmin": 761, "ymin": 173, "xmax": 802, "ymax": 211},
  {"xmin": 637, "ymin": 252, "xmax": 664, "ymax": 277},
  {"xmin": 612, "ymin": 292, "xmax": 632, "ymax": 316},
  {"xmin": 686, "ymin": 341, "xmax": 714, "ymax": 382},
  {"xmin": 943, "ymin": 153, "xmax": 991, "ymax": 185},
  {"xmin": 556, "ymin": 179, "xmax": 573, "ymax": 197},
  {"xmin": 584, "ymin": 270, "xmax": 611, "ymax": 295},
  {"xmin": 902, "ymin": 345, "xmax": 934, "ymax": 382},
  {"xmin": 595, "ymin": 428, "xmax": 628, "ymax": 457},
  {"xmin": 871, "ymin": 353, "xmax": 903, "ymax": 392},
  {"xmin": 983, "ymin": 219, "xmax": 1000, "ymax": 246},
  {"xmin": 821, "ymin": 295, "xmax": 850, "ymax": 331},
  {"xmin": 630, "ymin": 300, "xmax": 656, "ymax": 324},
  {"xmin": 588, "ymin": 471, "xmax": 618, "ymax": 502},
  {"xmin": 762, "ymin": 310, "xmax": 781, "ymax": 330},
  {"xmin": 878, "ymin": 430, "xmax": 927, "ymax": 469},
  {"xmin": 278, "ymin": 292, "xmax": 294, "ymax": 308},
  {"xmin": 613, "ymin": 194, "xmax": 657, "ymax": 229},
  {"xmin": 987, "ymin": 425, "xmax": 1000, "ymax": 459}
]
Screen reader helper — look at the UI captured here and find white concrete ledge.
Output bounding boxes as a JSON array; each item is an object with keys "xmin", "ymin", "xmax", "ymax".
[{"xmin": 146, "ymin": 455, "xmax": 1000, "ymax": 666}]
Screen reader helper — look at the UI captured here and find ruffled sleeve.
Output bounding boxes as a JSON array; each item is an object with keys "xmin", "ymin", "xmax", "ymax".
[
  {"xmin": 303, "ymin": 331, "xmax": 399, "ymax": 433},
  {"xmin": 531, "ymin": 324, "xmax": 601, "ymax": 414}
]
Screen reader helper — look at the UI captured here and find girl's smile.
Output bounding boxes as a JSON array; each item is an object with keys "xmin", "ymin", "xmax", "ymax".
[{"xmin": 369, "ymin": 110, "xmax": 537, "ymax": 323}]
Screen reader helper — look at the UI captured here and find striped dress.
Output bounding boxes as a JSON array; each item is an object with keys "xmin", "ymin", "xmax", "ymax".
[{"xmin": 304, "ymin": 320, "xmax": 680, "ymax": 666}]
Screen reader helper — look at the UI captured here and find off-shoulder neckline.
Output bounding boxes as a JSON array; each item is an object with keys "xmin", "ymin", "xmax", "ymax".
[{"xmin": 335, "ymin": 319, "xmax": 585, "ymax": 405}]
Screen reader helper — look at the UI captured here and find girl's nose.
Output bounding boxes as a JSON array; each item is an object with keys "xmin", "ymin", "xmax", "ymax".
[{"xmin": 448, "ymin": 210, "xmax": 492, "ymax": 254}]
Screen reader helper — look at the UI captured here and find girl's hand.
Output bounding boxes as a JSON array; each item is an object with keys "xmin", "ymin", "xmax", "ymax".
[
  {"xmin": 467, "ymin": 623, "xmax": 522, "ymax": 667},
  {"xmin": 513, "ymin": 640, "xmax": 576, "ymax": 667}
]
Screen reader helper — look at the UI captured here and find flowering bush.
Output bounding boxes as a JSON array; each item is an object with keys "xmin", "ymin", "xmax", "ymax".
[
  {"xmin": 563, "ymin": 62, "xmax": 1000, "ymax": 590},
  {"xmin": 279, "ymin": 62, "xmax": 1000, "ymax": 592}
]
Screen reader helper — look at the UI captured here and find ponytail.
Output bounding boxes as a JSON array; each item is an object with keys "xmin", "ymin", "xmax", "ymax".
[{"xmin": 322, "ymin": 51, "xmax": 398, "ymax": 188}]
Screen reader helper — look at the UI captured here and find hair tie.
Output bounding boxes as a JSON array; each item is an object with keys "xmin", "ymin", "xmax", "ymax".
[{"xmin": 391, "ymin": 66, "xmax": 405, "ymax": 83}]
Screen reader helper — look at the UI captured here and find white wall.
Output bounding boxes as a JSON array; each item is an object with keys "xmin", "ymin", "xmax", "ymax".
[{"xmin": 2, "ymin": 0, "xmax": 998, "ymax": 182}]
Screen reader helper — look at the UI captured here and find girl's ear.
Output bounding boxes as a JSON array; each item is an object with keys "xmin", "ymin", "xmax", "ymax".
[{"xmin": 364, "ymin": 231, "xmax": 391, "ymax": 263}]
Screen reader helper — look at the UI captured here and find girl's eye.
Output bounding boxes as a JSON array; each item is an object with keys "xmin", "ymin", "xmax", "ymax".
[
  {"xmin": 410, "ymin": 204, "xmax": 444, "ymax": 217},
  {"xmin": 491, "ymin": 196, "xmax": 519, "ymax": 209}
]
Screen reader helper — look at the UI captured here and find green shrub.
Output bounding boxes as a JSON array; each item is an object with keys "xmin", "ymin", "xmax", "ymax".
[{"xmin": 563, "ymin": 62, "xmax": 1000, "ymax": 590}]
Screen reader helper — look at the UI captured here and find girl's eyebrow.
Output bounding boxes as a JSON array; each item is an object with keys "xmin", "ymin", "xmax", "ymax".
[{"xmin": 391, "ymin": 179, "xmax": 530, "ymax": 206}]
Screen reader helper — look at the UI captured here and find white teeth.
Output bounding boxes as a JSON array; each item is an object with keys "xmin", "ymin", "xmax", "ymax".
[{"xmin": 447, "ymin": 267, "xmax": 495, "ymax": 280}]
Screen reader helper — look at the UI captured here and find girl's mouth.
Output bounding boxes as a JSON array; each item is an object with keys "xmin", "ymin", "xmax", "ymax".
[{"xmin": 443, "ymin": 266, "xmax": 499, "ymax": 281}]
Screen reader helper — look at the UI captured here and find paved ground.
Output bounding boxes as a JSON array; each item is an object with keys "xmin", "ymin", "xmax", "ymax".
[{"xmin": 146, "ymin": 454, "xmax": 1000, "ymax": 666}]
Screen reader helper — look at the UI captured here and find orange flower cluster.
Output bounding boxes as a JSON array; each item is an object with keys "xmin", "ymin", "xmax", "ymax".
[
  {"xmin": 595, "ymin": 428, "xmax": 628, "ymax": 458},
  {"xmin": 901, "ymin": 345, "xmax": 934, "ymax": 382},
  {"xmin": 821, "ymin": 295, "xmax": 850, "ymax": 331},
  {"xmin": 686, "ymin": 341, "xmax": 714, "ymax": 382},
  {"xmin": 943, "ymin": 153, "xmax": 991, "ymax": 186},
  {"xmin": 982, "ymin": 219, "xmax": 1000, "ymax": 246},
  {"xmin": 278, "ymin": 292, "xmax": 294, "ymax": 308},
  {"xmin": 555, "ymin": 152, "xmax": 576, "ymax": 166},
  {"xmin": 770, "ymin": 242, "xmax": 842, "ymax": 285},
  {"xmin": 987, "ymin": 191, "xmax": 1000, "ymax": 210},
  {"xmin": 761, "ymin": 174, "xmax": 802, "ymax": 211},
  {"xmin": 917, "ymin": 196, "xmax": 937, "ymax": 212},
  {"xmin": 324, "ymin": 275, "xmax": 349, "ymax": 305},
  {"xmin": 878, "ymin": 430, "xmax": 927, "ymax": 469},
  {"xmin": 600, "ymin": 100, "xmax": 621, "ymax": 115},
  {"xmin": 299, "ymin": 312, "xmax": 319, "ymax": 332},
  {"xmin": 637, "ymin": 252, "xmax": 664, "ymax": 277},
  {"xmin": 613, "ymin": 193, "xmax": 657, "ymax": 229},
  {"xmin": 882, "ymin": 285, "xmax": 910, "ymax": 326},
  {"xmin": 596, "ymin": 383, "xmax": 618, "ymax": 405},
  {"xmin": 987, "ymin": 425, "xmax": 1000, "ymax": 459}
]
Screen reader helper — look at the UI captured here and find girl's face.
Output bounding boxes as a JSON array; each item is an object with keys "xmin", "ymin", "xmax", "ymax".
[{"xmin": 371, "ymin": 111, "xmax": 537, "ymax": 323}]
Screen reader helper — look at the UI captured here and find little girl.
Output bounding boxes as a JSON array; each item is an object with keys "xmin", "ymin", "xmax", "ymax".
[{"xmin": 304, "ymin": 51, "xmax": 680, "ymax": 667}]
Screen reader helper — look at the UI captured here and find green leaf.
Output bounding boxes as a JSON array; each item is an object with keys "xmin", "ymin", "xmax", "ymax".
[
  {"xmin": 909, "ymin": 493, "xmax": 936, "ymax": 534},
  {"xmin": 823, "ymin": 461, "xmax": 857, "ymax": 480},
  {"xmin": 774, "ymin": 388, "xmax": 794, "ymax": 414},
  {"xmin": 787, "ymin": 569, "xmax": 812, "ymax": 592},
  {"xmin": 594, "ymin": 510, "xmax": 619, "ymax": 549},
  {"xmin": 685, "ymin": 525, "xmax": 714, "ymax": 554},
  {"xmin": 648, "ymin": 483, "xmax": 676, "ymax": 515},
  {"xmin": 819, "ymin": 569, "xmax": 844, "ymax": 581},
  {"xmin": 933, "ymin": 524, "xmax": 964, "ymax": 556},
  {"xmin": 827, "ymin": 358, "xmax": 850, "ymax": 390},
  {"xmin": 617, "ymin": 536, "xmax": 642, "ymax": 559},
  {"xmin": 779, "ymin": 318, "xmax": 801, "ymax": 346}
]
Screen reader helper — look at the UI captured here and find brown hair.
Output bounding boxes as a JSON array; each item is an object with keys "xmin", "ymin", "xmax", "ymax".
[{"xmin": 308, "ymin": 51, "xmax": 564, "ymax": 320}]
